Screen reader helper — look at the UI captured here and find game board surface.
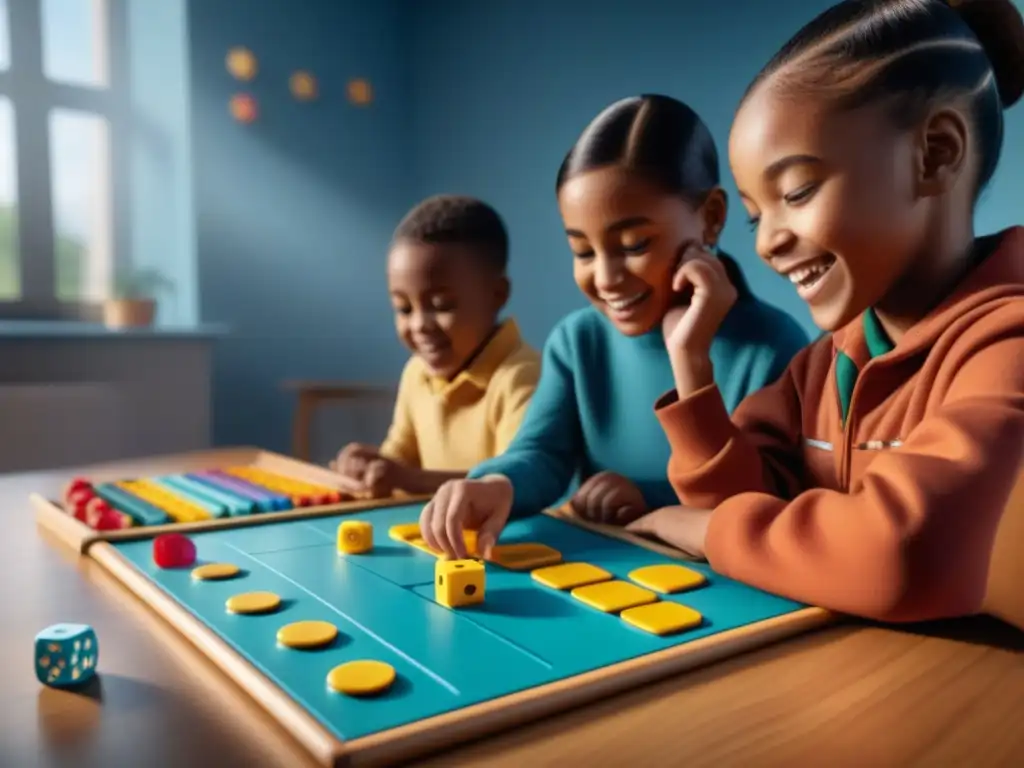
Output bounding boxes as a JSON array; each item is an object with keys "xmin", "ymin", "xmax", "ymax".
[{"xmin": 110, "ymin": 501, "xmax": 806, "ymax": 743}]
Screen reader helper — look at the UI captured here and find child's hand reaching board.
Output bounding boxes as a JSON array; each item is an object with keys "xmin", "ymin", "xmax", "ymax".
[{"xmin": 419, "ymin": 475, "xmax": 514, "ymax": 559}]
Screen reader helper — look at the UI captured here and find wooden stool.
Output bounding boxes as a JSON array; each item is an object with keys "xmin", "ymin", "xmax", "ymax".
[{"xmin": 280, "ymin": 380, "xmax": 395, "ymax": 462}]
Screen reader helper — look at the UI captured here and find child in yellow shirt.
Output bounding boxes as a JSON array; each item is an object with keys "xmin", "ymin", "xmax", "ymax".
[{"xmin": 333, "ymin": 195, "xmax": 541, "ymax": 497}]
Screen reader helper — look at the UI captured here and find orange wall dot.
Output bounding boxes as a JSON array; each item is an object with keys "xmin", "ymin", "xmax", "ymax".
[
  {"xmin": 347, "ymin": 78, "xmax": 373, "ymax": 106},
  {"xmin": 290, "ymin": 71, "xmax": 318, "ymax": 101},
  {"xmin": 226, "ymin": 47, "xmax": 258, "ymax": 81},
  {"xmin": 229, "ymin": 93, "xmax": 258, "ymax": 123}
]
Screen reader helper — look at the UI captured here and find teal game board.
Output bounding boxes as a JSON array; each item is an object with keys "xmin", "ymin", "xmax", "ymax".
[{"xmin": 88, "ymin": 500, "xmax": 831, "ymax": 766}]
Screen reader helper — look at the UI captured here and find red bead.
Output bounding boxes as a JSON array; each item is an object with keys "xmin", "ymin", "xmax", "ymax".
[
  {"xmin": 63, "ymin": 477, "xmax": 92, "ymax": 504},
  {"xmin": 94, "ymin": 508, "xmax": 127, "ymax": 530},
  {"xmin": 69, "ymin": 488, "xmax": 93, "ymax": 504},
  {"xmin": 153, "ymin": 533, "xmax": 196, "ymax": 568},
  {"xmin": 84, "ymin": 498, "xmax": 113, "ymax": 528},
  {"xmin": 68, "ymin": 490, "xmax": 92, "ymax": 522}
]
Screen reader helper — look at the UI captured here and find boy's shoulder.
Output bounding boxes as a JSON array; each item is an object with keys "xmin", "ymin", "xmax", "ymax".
[{"xmin": 488, "ymin": 323, "xmax": 541, "ymax": 387}]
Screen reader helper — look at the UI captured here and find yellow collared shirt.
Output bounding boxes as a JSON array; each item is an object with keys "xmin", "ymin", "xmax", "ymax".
[{"xmin": 379, "ymin": 318, "xmax": 540, "ymax": 470}]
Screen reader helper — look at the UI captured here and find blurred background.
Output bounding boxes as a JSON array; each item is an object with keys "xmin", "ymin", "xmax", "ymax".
[{"xmin": 0, "ymin": 0, "xmax": 1020, "ymax": 472}]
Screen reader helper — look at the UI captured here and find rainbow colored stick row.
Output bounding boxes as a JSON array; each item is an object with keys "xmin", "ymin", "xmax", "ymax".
[{"xmin": 88, "ymin": 467, "xmax": 345, "ymax": 527}]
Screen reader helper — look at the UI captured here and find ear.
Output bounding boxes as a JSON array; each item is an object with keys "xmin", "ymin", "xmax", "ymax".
[
  {"xmin": 493, "ymin": 274, "xmax": 510, "ymax": 310},
  {"xmin": 916, "ymin": 107, "xmax": 969, "ymax": 197},
  {"xmin": 698, "ymin": 188, "xmax": 728, "ymax": 248}
]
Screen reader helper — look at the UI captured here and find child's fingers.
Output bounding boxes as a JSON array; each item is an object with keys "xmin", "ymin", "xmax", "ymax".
[
  {"xmin": 340, "ymin": 442, "xmax": 376, "ymax": 460},
  {"xmin": 476, "ymin": 509, "xmax": 506, "ymax": 560},
  {"xmin": 364, "ymin": 460, "xmax": 391, "ymax": 498},
  {"xmin": 612, "ymin": 503, "xmax": 646, "ymax": 526},
  {"xmin": 444, "ymin": 512, "xmax": 468, "ymax": 561},
  {"xmin": 598, "ymin": 484, "xmax": 630, "ymax": 524},
  {"xmin": 673, "ymin": 258, "xmax": 719, "ymax": 295},
  {"xmin": 445, "ymin": 490, "xmax": 470, "ymax": 560},
  {"xmin": 431, "ymin": 482, "xmax": 468, "ymax": 559},
  {"xmin": 419, "ymin": 487, "xmax": 447, "ymax": 552},
  {"xmin": 624, "ymin": 513, "xmax": 655, "ymax": 535},
  {"xmin": 569, "ymin": 476, "xmax": 601, "ymax": 519}
]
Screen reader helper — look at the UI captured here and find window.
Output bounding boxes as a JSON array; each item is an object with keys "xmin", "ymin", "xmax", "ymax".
[{"xmin": 0, "ymin": 0, "xmax": 128, "ymax": 319}]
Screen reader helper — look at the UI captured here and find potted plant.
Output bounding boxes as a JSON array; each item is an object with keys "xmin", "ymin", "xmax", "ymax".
[{"xmin": 103, "ymin": 266, "xmax": 175, "ymax": 329}]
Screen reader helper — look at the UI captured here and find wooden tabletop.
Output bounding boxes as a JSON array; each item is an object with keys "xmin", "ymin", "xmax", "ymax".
[{"xmin": 3, "ymin": 456, "xmax": 1024, "ymax": 768}]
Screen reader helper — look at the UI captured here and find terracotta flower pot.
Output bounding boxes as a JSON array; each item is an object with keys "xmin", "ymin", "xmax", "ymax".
[{"xmin": 103, "ymin": 299, "xmax": 156, "ymax": 329}]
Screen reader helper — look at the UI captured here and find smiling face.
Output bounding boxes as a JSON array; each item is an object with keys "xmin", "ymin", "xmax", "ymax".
[
  {"xmin": 728, "ymin": 85, "xmax": 935, "ymax": 332},
  {"xmin": 557, "ymin": 165, "xmax": 721, "ymax": 336},
  {"xmin": 387, "ymin": 240, "xmax": 507, "ymax": 379}
]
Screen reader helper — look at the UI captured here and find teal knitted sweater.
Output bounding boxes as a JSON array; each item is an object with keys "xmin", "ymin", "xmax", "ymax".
[{"xmin": 468, "ymin": 298, "xmax": 808, "ymax": 517}]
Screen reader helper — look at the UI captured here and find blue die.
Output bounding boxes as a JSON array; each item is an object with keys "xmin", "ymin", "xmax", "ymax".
[{"xmin": 35, "ymin": 623, "xmax": 98, "ymax": 687}]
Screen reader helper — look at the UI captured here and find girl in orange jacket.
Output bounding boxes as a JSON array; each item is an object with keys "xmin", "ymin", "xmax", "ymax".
[{"xmin": 634, "ymin": 0, "xmax": 1024, "ymax": 625}]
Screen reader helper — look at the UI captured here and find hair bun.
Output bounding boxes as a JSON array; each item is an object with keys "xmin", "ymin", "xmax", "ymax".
[{"xmin": 949, "ymin": 0, "xmax": 1024, "ymax": 108}]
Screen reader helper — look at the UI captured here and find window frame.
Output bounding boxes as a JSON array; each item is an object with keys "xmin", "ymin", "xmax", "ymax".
[{"xmin": 0, "ymin": 0, "xmax": 130, "ymax": 321}]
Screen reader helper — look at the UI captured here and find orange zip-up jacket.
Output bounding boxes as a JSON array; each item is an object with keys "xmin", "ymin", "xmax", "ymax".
[{"xmin": 655, "ymin": 227, "xmax": 1024, "ymax": 623}]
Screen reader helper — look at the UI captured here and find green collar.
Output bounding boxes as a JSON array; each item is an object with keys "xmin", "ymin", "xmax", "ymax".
[
  {"xmin": 835, "ymin": 310, "xmax": 894, "ymax": 423},
  {"xmin": 862, "ymin": 309, "xmax": 894, "ymax": 359}
]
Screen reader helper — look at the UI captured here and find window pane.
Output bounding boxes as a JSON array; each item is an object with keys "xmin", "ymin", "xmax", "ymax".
[
  {"xmin": 0, "ymin": 0, "xmax": 9, "ymax": 71},
  {"xmin": 50, "ymin": 109, "xmax": 112, "ymax": 301},
  {"xmin": 0, "ymin": 97, "xmax": 18, "ymax": 300},
  {"xmin": 41, "ymin": 0, "xmax": 109, "ymax": 87}
]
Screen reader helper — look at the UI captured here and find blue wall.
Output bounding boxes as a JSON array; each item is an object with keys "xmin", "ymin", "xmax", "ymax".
[
  {"xmin": 188, "ymin": 0, "xmax": 412, "ymax": 452},
  {"xmin": 408, "ymin": 0, "xmax": 1024, "ymax": 347},
  {"xmin": 190, "ymin": 0, "xmax": 1023, "ymax": 453}
]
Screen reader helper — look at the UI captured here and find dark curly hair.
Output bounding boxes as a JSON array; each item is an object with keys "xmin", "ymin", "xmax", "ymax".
[{"xmin": 392, "ymin": 194, "xmax": 509, "ymax": 273}]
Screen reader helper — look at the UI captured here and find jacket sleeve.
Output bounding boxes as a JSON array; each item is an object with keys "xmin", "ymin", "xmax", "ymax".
[
  {"xmin": 702, "ymin": 336, "xmax": 1024, "ymax": 622},
  {"xmin": 468, "ymin": 324, "xmax": 583, "ymax": 517},
  {"xmin": 655, "ymin": 344, "xmax": 811, "ymax": 509}
]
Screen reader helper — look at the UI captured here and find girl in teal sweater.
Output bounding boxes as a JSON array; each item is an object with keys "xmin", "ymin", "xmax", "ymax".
[{"xmin": 419, "ymin": 94, "xmax": 809, "ymax": 558}]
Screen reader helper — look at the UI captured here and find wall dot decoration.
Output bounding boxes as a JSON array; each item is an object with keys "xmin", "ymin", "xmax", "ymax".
[
  {"xmin": 347, "ymin": 78, "xmax": 373, "ymax": 106},
  {"xmin": 226, "ymin": 47, "xmax": 258, "ymax": 81},
  {"xmin": 290, "ymin": 71, "xmax": 318, "ymax": 101},
  {"xmin": 229, "ymin": 93, "xmax": 258, "ymax": 123}
]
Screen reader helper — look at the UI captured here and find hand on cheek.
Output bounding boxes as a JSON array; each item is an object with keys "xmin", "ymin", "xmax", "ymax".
[{"xmin": 662, "ymin": 245, "xmax": 737, "ymax": 396}]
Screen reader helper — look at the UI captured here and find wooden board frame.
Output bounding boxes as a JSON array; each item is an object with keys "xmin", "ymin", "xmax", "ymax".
[
  {"xmin": 31, "ymin": 446, "xmax": 430, "ymax": 553},
  {"xmin": 33, "ymin": 448, "xmax": 836, "ymax": 766}
]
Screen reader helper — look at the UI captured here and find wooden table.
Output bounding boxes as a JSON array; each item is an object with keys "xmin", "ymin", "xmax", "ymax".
[{"xmin": 3, "ymin": 455, "xmax": 1024, "ymax": 768}]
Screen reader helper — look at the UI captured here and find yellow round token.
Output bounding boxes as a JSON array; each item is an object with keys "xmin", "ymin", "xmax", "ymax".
[
  {"xmin": 326, "ymin": 660, "xmax": 396, "ymax": 696},
  {"xmin": 191, "ymin": 563, "xmax": 241, "ymax": 581},
  {"xmin": 277, "ymin": 620, "xmax": 338, "ymax": 649},
  {"xmin": 226, "ymin": 591, "xmax": 282, "ymax": 615}
]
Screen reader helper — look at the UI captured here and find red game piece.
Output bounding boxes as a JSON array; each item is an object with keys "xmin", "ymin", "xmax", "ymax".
[
  {"xmin": 94, "ymin": 507, "xmax": 128, "ymax": 531},
  {"xmin": 63, "ymin": 477, "xmax": 92, "ymax": 504},
  {"xmin": 67, "ymin": 489, "xmax": 93, "ymax": 521},
  {"xmin": 153, "ymin": 533, "xmax": 196, "ymax": 568},
  {"xmin": 85, "ymin": 498, "xmax": 113, "ymax": 528}
]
